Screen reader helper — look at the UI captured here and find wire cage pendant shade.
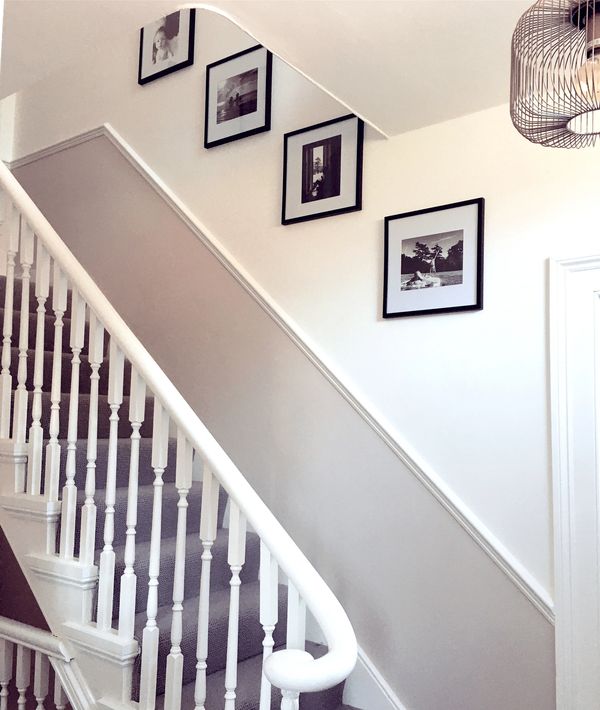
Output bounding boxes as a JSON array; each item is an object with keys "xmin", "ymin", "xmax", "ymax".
[{"xmin": 511, "ymin": 0, "xmax": 600, "ymax": 147}]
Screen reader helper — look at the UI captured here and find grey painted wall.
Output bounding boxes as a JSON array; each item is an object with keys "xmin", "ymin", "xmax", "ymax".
[{"xmin": 15, "ymin": 137, "xmax": 555, "ymax": 709}]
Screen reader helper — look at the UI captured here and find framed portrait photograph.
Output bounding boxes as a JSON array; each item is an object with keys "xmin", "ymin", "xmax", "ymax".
[
  {"xmin": 383, "ymin": 198, "xmax": 484, "ymax": 318},
  {"xmin": 282, "ymin": 114, "xmax": 364, "ymax": 225},
  {"xmin": 204, "ymin": 45, "xmax": 273, "ymax": 149},
  {"xmin": 138, "ymin": 9, "xmax": 195, "ymax": 86}
]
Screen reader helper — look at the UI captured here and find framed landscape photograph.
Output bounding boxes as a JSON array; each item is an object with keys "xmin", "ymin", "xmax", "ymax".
[
  {"xmin": 383, "ymin": 198, "xmax": 484, "ymax": 318},
  {"xmin": 204, "ymin": 45, "xmax": 273, "ymax": 148},
  {"xmin": 282, "ymin": 114, "xmax": 364, "ymax": 225},
  {"xmin": 138, "ymin": 9, "xmax": 195, "ymax": 85}
]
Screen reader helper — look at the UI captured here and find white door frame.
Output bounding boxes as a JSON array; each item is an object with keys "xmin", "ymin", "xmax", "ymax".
[{"xmin": 550, "ymin": 255, "xmax": 600, "ymax": 709}]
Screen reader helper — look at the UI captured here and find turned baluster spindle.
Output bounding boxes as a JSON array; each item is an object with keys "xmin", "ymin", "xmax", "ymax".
[
  {"xmin": 193, "ymin": 464, "xmax": 220, "ymax": 710},
  {"xmin": 96, "ymin": 338, "xmax": 125, "ymax": 631},
  {"xmin": 139, "ymin": 397, "xmax": 169, "ymax": 710},
  {"xmin": 15, "ymin": 645, "xmax": 31, "ymax": 710},
  {"xmin": 27, "ymin": 241, "xmax": 50, "ymax": 496},
  {"xmin": 164, "ymin": 431, "xmax": 193, "ymax": 710},
  {"xmin": 0, "ymin": 205, "xmax": 19, "ymax": 438},
  {"xmin": 259, "ymin": 543, "xmax": 279, "ymax": 710},
  {"xmin": 44, "ymin": 261, "xmax": 68, "ymax": 502},
  {"xmin": 224, "ymin": 500, "xmax": 247, "ymax": 710},
  {"xmin": 60, "ymin": 288, "xmax": 86, "ymax": 558},
  {"xmin": 286, "ymin": 582, "xmax": 306, "ymax": 652},
  {"xmin": 0, "ymin": 639, "xmax": 13, "ymax": 710},
  {"xmin": 53, "ymin": 675, "xmax": 67, "ymax": 710},
  {"xmin": 12, "ymin": 222, "xmax": 33, "ymax": 438},
  {"xmin": 79, "ymin": 313, "xmax": 104, "ymax": 569},
  {"xmin": 33, "ymin": 652, "xmax": 49, "ymax": 710},
  {"xmin": 118, "ymin": 367, "xmax": 146, "ymax": 639},
  {"xmin": 12, "ymin": 221, "xmax": 34, "ymax": 492},
  {"xmin": 281, "ymin": 690, "xmax": 300, "ymax": 710}
]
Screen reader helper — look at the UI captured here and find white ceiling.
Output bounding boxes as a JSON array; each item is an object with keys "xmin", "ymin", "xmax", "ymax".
[{"xmin": 0, "ymin": 0, "xmax": 531, "ymax": 136}]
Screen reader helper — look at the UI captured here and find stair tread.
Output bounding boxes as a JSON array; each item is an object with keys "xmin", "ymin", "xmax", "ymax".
[
  {"xmin": 132, "ymin": 582, "xmax": 288, "ymax": 697},
  {"xmin": 111, "ymin": 527, "xmax": 260, "ymax": 615},
  {"xmin": 75, "ymin": 481, "xmax": 227, "ymax": 550},
  {"xmin": 155, "ymin": 641, "xmax": 344, "ymax": 710}
]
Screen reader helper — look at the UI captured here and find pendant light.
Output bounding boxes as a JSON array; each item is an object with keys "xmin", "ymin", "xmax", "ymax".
[{"xmin": 511, "ymin": 0, "xmax": 600, "ymax": 147}]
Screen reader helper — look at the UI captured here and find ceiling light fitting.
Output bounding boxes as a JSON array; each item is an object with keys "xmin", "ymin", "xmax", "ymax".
[{"xmin": 511, "ymin": 0, "xmax": 600, "ymax": 147}]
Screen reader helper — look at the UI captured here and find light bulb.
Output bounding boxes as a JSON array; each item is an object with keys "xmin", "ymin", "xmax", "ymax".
[{"xmin": 576, "ymin": 55, "xmax": 600, "ymax": 102}]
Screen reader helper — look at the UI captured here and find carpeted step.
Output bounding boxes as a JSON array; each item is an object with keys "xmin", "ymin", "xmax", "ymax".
[
  {"xmin": 155, "ymin": 641, "xmax": 344, "ymax": 710},
  {"xmin": 30, "ymin": 391, "xmax": 154, "ymax": 441},
  {"xmin": 0, "ymin": 275, "xmax": 72, "ymax": 316},
  {"xmin": 112, "ymin": 528, "xmax": 260, "ymax": 618},
  {"xmin": 133, "ymin": 582, "xmax": 288, "ymax": 698},
  {"xmin": 0, "ymin": 308, "xmax": 77, "ymax": 356},
  {"xmin": 9, "ymin": 347, "xmax": 132, "ymax": 396},
  {"xmin": 74, "ymin": 478, "xmax": 227, "ymax": 551},
  {"xmin": 58, "ymin": 437, "xmax": 177, "ymax": 490}
]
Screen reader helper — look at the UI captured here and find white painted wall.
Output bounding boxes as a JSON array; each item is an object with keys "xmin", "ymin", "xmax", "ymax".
[{"xmin": 6, "ymin": 3, "xmax": 599, "ymax": 608}]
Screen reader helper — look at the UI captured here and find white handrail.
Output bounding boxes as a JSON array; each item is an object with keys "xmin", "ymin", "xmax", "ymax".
[
  {"xmin": 0, "ymin": 160, "xmax": 357, "ymax": 693},
  {"xmin": 0, "ymin": 616, "xmax": 71, "ymax": 662}
]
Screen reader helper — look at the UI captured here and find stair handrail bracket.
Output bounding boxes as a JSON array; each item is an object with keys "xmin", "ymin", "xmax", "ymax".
[{"xmin": 0, "ymin": 158, "xmax": 358, "ymax": 696}]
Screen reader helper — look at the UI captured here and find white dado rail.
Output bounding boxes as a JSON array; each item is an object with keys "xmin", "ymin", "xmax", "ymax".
[{"xmin": 0, "ymin": 157, "xmax": 357, "ymax": 708}]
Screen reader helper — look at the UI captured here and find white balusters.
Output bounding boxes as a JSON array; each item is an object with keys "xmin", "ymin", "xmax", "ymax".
[
  {"xmin": 286, "ymin": 582, "xmax": 306, "ymax": 652},
  {"xmin": 224, "ymin": 500, "xmax": 247, "ymax": 710},
  {"xmin": 79, "ymin": 313, "xmax": 104, "ymax": 568},
  {"xmin": 194, "ymin": 465, "xmax": 220, "ymax": 710},
  {"xmin": 96, "ymin": 339, "xmax": 125, "ymax": 631},
  {"xmin": 164, "ymin": 432, "xmax": 192, "ymax": 710},
  {"xmin": 27, "ymin": 241, "xmax": 50, "ymax": 495},
  {"xmin": 44, "ymin": 261, "xmax": 68, "ymax": 503},
  {"xmin": 15, "ymin": 644, "xmax": 31, "ymax": 710},
  {"xmin": 53, "ymin": 675, "xmax": 67, "ymax": 710},
  {"xmin": 281, "ymin": 690, "xmax": 300, "ymax": 710},
  {"xmin": 0, "ymin": 639, "xmax": 13, "ymax": 710},
  {"xmin": 33, "ymin": 652, "xmax": 49, "ymax": 710},
  {"xmin": 259, "ymin": 543, "xmax": 279, "ymax": 710},
  {"xmin": 60, "ymin": 289, "xmax": 86, "ymax": 558},
  {"xmin": 12, "ymin": 222, "xmax": 34, "ymax": 488},
  {"xmin": 118, "ymin": 368, "xmax": 146, "ymax": 639},
  {"xmin": 139, "ymin": 397, "xmax": 169, "ymax": 710},
  {"xmin": 0, "ymin": 205, "xmax": 19, "ymax": 438}
]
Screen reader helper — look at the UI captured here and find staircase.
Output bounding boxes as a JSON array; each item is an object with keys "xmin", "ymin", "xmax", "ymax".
[{"xmin": 0, "ymin": 162, "xmax": 358, "ymax": 708}]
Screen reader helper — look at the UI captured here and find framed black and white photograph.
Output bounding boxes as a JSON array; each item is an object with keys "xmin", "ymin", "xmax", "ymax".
[
  {"xmin": 383, "ymin": 198, "xmax": 484, "ymax": 318},
  {"xmin": 204, "ymin": 45, "xmax": 273, "ymax": 149},
  {"xmin": 138, "ymin": 9, "xmax": 195, "ymax": 85},
  {"xmin": 282, "ymin": 114, "xmax": 364, "ymax": 225}
]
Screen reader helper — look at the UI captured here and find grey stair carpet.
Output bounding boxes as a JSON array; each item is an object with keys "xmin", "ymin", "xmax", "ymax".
[{"xmin": 3, "ymin": 275, "xmax": 357, "ymax": 709}]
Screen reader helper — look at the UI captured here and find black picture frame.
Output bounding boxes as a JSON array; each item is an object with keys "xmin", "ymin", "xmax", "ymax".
[
  {"xmin": 383, "ymin": 198, "xmax": 484, "ymax": 318},
  {"xmin": 281, "ymin": 114, "xmax": 364, "ymax": 225},
  {"xmin": 138, "ymin": 9, "xmax": 196, "ymax": 86},
  {"xmin": 204, "ymin": 45, "xmax": 273, "ymax": 149}
]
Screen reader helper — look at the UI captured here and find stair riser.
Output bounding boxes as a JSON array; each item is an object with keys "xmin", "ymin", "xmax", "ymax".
[
  {"xmin": 112, "ymin": 531, "xmax": 260, "ymax": 618},
  {"xmin": 1, "ymin": 308, "xmax": 80, "ymax": 357},
  {"xmin": 133, "ymin": 584, "xmax": 288, "ymax": 698},
  {"xmin": 10, "ymin": 348, "xmax": 132, "ymax": 396},
  {"xmin": 28, "ymin": 392, "xmax": 154, "ymax": 443},
  {"xmin": 57, "ymin": 437, "xmax": 177, "ymax": 490}
]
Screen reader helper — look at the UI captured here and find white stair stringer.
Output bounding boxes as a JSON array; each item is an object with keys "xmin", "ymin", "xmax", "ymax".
[{"xmin": 0, "ymin": 439, "xmax": 138, "ymax": 708}]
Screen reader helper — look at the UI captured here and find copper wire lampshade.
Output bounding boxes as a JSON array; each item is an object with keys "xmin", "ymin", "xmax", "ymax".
[{"xmin": 511, "ymin": 0, "xmax": 600, "ymax": 147}]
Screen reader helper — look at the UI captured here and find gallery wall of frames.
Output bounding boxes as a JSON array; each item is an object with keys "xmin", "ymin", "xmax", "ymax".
[{"xmin": 138, "ymin": 9, "xmax": 484, "ymax": 319}]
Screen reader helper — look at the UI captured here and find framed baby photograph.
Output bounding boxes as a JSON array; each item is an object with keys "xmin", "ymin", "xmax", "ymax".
[
  {"xmin": 204, "ymin": 45, "xmax": 273, "ymax": 149},
  {"xmin": 138, "ymin": 9, "xmax": 196, "ymax": 85},
  {"xmin": 282, "ymin": 114, "xmax": 364, "ymax": 225},
  {"xmin": 383, "ymin": 198, "xmax": 484, "ymax": 318}
]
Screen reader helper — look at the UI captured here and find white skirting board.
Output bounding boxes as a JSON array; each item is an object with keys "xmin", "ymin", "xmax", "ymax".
[
  {"xmin": 7, "ymin": 123, "xmax": 554, "ymax": 626},
  {"xmin": 305, "ymin": 611, "xmax": 407, "ymax": 709}
]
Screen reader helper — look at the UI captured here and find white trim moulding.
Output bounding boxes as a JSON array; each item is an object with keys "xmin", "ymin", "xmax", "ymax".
[{"xmin": 7, "ymin": 125, "xmax": 554, "ymax": 624}]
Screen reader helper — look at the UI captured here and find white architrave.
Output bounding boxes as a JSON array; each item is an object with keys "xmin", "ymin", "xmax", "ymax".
[{"xmin": 550, "ymin": 255, "xmax": 600, "ymax": 709}]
